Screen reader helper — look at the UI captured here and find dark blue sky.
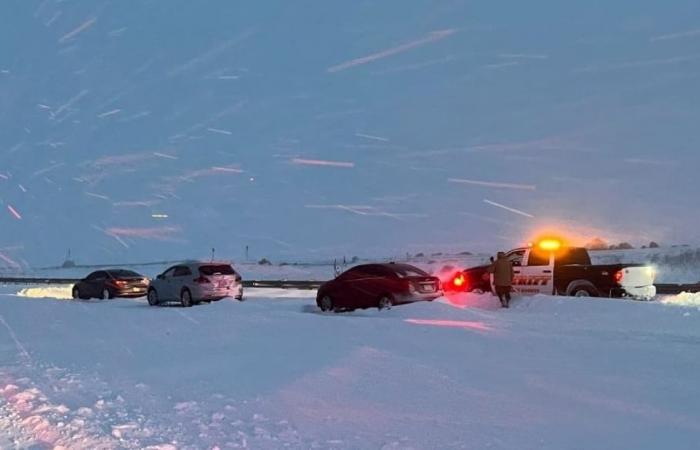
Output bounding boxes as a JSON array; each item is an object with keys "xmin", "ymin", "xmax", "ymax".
[{"xmin": 1, "ymin": 0, "xmax": 699, "ymax": 266}]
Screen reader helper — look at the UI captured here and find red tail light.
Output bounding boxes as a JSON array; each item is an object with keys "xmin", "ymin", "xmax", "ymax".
[
  {"xmin": 109, "ymin": 280, "xmax": 128, "ymax": 287},
  {"xmin": 453, "ymin": 274, "xmax": 466, "ymax": 288},
  {"xmin": 614, "ymin": 270, "xmax": 623, "ymax": 283},
  {"xmin": 194, "ymin": 276, "xmax": 211, "ymax": 284}
]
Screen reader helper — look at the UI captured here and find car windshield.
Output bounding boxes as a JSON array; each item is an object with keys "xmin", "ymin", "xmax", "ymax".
[
  {"xmin": 392, "ymin": 266, "xmax": 429, "ymax": 278},
  {"xmin": 108, "ymin": 270, "xmax": 141, "ymax": 278},
  {"xmin": 199, "ymin": 265, "xmax": 235, "ymax": 275}
]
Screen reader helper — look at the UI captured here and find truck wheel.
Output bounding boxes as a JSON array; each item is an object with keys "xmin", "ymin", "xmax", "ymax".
[{"xmin": 567, "ymin": 281, "xmax": 599, "ymax": 298}]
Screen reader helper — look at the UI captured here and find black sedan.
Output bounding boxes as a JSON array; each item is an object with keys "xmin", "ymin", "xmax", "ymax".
[
  {"xmin": 72, "ymin": 269, "xmax": 150, "ymax": 300},
  {"xmin": 316, "ymin": 263, "xmax": 443, "ymax": 312}
]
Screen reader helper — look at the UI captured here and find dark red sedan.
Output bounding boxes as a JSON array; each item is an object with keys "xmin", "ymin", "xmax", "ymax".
[
  {"xmin": 72, "ymin": 269, "xmax": 149, "ymax": 300},
  {"xmin": 316, "ymin": 263, "xmax": 443, "ymax": 312}
]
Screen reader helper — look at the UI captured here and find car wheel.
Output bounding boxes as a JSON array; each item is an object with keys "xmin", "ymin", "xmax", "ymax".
[
  {"xmin": 102, "ymin": 289, "xmax": 112, "ymax": 300},
  {"xmin": 147, "ymin": 289, "xmax": 159, "ymax": 306},
  {"xmin": 180, "ymin": 289, "xmax": 193, "ymax": 307},
  {"xmin": 72, "ymin": 286, "xmax": 80, "ymax": 300},
  {"xmin": 378, "ymin": 295, "xmax": 393, "ymax": 311},
  {"xmin": 573, "ymin": 287, "xmax": 594, "ymax": 297},
  {"xmin": 319, "ymin": 295, "xmax": 334, "ymax": 312}
]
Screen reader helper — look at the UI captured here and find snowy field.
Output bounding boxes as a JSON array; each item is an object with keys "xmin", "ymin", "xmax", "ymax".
[{"xmin": 1, "ymin": 286, "xmax": 699, "ymax": 449}]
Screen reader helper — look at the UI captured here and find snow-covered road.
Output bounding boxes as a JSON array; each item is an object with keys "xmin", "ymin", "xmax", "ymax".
[{"xmin": 1, "ymin": 287, "xmax": 699, "ymax": 449}]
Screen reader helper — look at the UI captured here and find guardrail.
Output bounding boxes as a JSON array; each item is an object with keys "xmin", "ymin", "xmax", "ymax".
[
  {"xmin": 0, "ymin": 277, "xmax": 324, "ymax": 290},
  {"xmin": 654, "ymin": 283, "xmax": 700, "ymax": 295}
]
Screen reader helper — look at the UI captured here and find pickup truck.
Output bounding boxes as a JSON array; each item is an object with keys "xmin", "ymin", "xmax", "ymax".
[{"xmin": 448, "ymin": 244, "xmax": 657, "ymax": 299}]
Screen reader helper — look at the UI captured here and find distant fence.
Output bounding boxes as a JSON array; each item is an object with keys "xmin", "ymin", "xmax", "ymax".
[{"xmin": 0, "ymin": 277, "xmax": 324, "ymax": 290}]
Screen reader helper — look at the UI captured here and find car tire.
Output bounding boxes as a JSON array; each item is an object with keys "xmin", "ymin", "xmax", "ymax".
[
  {"xmin": 378, "ymin": 295, "xmax": 393, "ymax": 311},
  {"xmin": 147, "ymin": 289, "xmax": 159, "ymax": 306},
  {"xmin": 72, "ymin": 286, "xmax": 81, "ymax": 300},
  {"xmin": 572, "ymin": 287, "xmax": 595, "ymax": 297},
  {"xmin": 180, "ymin": 289, "xmax": 193, "ymax": 308},
  {"xmin": 319, "ymin": 295, "xmax": 334, "ymax": 312},
  {"xmin": 566, "ymin": 280, "xmax": 600, "ymax": 298},
  {"xmin": 102, "ymin": 289, "xmax": 112, "ymax": 300}
]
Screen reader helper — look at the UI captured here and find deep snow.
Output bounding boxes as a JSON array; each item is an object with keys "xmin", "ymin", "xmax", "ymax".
[{"xmin": 1, "ymin": 286, "xmax": 699, "ymax": 449}]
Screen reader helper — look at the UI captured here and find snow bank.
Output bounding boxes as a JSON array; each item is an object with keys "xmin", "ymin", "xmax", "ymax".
[
  {"xmin": 660, "ymin": 292, "xmax": 700, "ymax": 308},
  {"xmin": 16, "ymin": 286, "xmax": 74, "ymax": 300}
]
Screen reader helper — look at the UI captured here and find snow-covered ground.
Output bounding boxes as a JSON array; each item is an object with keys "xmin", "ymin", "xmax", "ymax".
[{"xmin": 1, "ymin": 286, "xmax": 699, "ymax": 449}]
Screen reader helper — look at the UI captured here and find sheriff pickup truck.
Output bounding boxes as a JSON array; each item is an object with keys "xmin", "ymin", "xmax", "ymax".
[{"xmin": 449, "ymin": 241, "xmax": 657, "ymax": 299}]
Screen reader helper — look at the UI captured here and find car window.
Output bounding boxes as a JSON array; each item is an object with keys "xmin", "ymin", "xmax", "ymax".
[
  {"xmin": 174, "ymin": 266, "xmax": 192, "ymax": 277},
  {"xmin": 337, "ymin": 266, "xmax": 367, "ymax": 280},
  {"xmin": 199, "ymin": 264, "xmax": 235, "ymax": 275},
  {"xmin": 392, "ymin": 265, "xmax": 429, "ymax": 278},
  {"xmin": 107, "ymin": 270, "xmax": 141, "ymax": 278},
  {"xmin": 162, "ymin": 267, "xmax": 177, "ymax": 278},
  {"xmin": 507, "ymin": 250, "xmax": 526, "ymax": 267},
  {"xmin": 526, "ymin": 250, "xmax": 551, "ymax": 266},
  {"xmin": 85, "ymin": 271, "xmax": 101, "ymax": 281},
  {"xmin": 555, "ymin": 248, "xmax": 591, "ymax": 266},
  {"xmin": 362, "ymin": 265, "xmax": 389, "ymax": 277}
]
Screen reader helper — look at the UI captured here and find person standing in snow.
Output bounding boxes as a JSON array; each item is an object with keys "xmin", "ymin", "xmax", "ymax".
[{"xmin": 489, "ymin": 252, "xmax": 514, "ymax": 308}]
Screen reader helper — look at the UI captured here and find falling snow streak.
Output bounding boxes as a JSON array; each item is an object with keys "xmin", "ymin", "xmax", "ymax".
[
  {"xmin": 0, "ymin": 252, "xmax": 21, "ymax": 269},
  {"xmin": 58, "ymin": 17, "xmax": 97, "ymax": 44},
  {"xmin": 7, "ymin": 205, "xmax": 22, "ymax": 220},
  {"xmin": 327, "ymin": 29, "xmax": 456, "ymax": 73},
  {"xmin": 483, "ymin": 200, "xmax": 534, "ymax": 218},
  {"xmin": 448, "ymin": 178, "xmax": 536, "ymax": 191},
  {"xmin": 291, "ymin": 159, "xmax": 355, "ymax": 168},
  {"xmin": 105, "ymin": 226, "xmax": 181, "ymax": 240}
]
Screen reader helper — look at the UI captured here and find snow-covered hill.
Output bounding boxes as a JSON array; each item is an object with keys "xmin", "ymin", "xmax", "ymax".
[{"xmin": 1, "ymin": 287, "xmax": 699, "ymax": 449}]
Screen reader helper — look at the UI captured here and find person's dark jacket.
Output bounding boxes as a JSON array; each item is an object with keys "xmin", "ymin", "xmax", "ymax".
[{"xmin": 489, "ymin": 255, "xmax": 514, "ymax": 287}]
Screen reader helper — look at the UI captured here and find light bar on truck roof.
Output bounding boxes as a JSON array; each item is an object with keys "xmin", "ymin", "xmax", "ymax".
[{"xmin": 537, "ymin": 239, "xmax": 562, "ymax": 251}]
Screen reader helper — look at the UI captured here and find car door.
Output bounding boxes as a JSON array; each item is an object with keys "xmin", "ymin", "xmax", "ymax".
[
  {"xmin": 332, "ymin": 267, "xmax": 367, "ymax": 309},
  {"xmin": 88, "ymin": 271, "xmax": 108, "ymax": 297},
  {"xmin": 157, "ymin": 267, "xmax": 177, "ymax": 300},
  {"xmin": 515, "ymin": 249, "xmax": 554, "ymax": 295},
  {"xmin": 172, "ymin": 266, "xmax": 193, "ymax": 298}
]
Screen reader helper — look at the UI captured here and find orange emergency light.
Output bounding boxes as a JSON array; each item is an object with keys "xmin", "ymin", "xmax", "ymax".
[{"xmin": 537, "ymin": 238, "xmax": 562, "ymax": 251}]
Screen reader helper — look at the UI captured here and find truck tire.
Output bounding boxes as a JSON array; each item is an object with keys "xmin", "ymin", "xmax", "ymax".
[{"xmin": 566, "ymin": 281, "xmax": 600, "ymax": 298}]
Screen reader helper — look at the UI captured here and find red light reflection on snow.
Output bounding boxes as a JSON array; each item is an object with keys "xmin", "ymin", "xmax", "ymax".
[{"xmin": 405, "ymin": 319, "xmax": 493, "ymax": 332}]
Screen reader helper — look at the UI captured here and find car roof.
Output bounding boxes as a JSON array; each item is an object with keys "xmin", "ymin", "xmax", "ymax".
[
  {"xmin": 173, "ymin": 261, "xmax": 234, "ymax": 268},
  {"xmin": 352, "ymin": 263, "xmax": 424, "ymax": 272}
]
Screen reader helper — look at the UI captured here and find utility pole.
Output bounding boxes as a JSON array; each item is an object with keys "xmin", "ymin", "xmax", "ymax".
[
  {"xmin": 245, "ymin": 245, "xmax": 249, "ymax": 261},
  {"xmin": 211, "ymin": 247, "xmax": 215, "ymax": 262}
]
